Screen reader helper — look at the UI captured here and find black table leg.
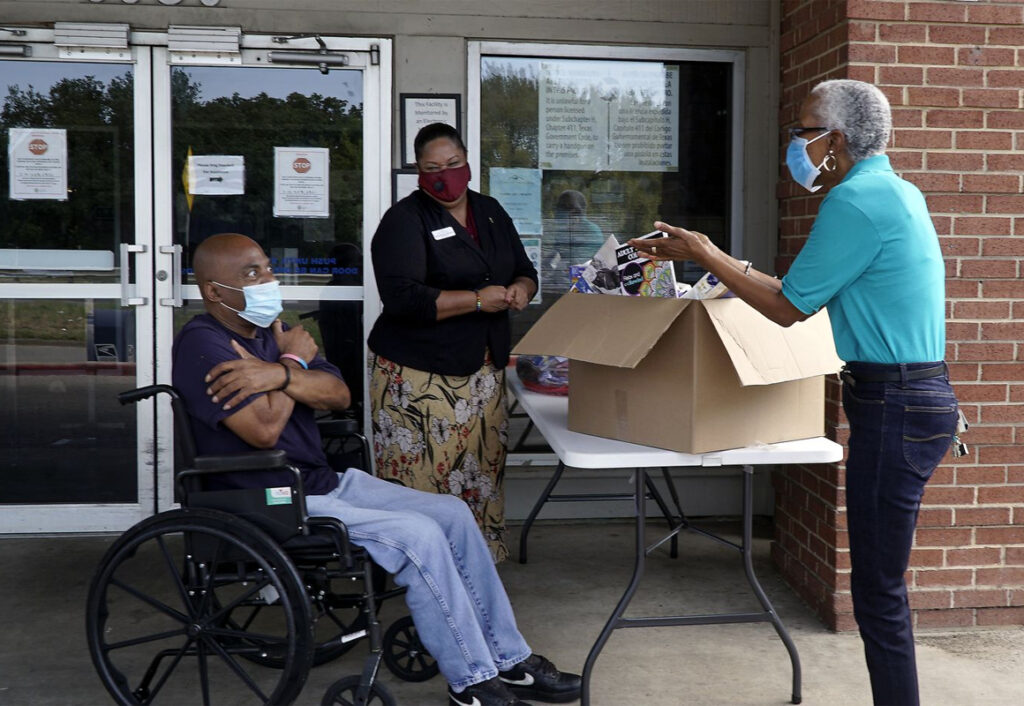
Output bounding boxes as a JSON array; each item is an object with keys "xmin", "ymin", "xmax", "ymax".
[
  {"xmin": 643, "ymin": 471, "xmax": 679, "ymax": 558},
  {"xmin": 661, "ymin": 466, "xmax": 686, "ymax": 521},
  {"xmin": 581, "ymin": 467, "xmax": 647, "ymax": 706},
  {"xmin": 738, "ymin": 465, "xmax": 802, "ymax": 704},
  {"xmin": 518, "ymin": 460, "xmax": 566, "ymax": 564}
]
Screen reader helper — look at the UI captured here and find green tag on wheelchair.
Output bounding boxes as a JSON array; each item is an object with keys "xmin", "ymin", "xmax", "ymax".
[{"xmin": 265, "ymin": 487, "xmax": 293, "ymax": 506}]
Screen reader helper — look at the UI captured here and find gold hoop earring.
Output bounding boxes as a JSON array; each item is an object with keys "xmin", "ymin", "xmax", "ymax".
[{"xmin": 822, "ymin": 151, "xmax": 838, "ymax": 173}]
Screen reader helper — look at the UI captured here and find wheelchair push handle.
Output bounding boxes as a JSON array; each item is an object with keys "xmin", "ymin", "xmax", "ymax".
[{"xmin": 118, "ymin": 384, "xmax": 181, "ymax": 405}]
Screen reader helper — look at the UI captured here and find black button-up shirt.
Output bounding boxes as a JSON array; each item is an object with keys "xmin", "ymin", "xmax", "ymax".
[{"xmin": 368, "ymin": 188, "xmax": 538, "ymax": 376}]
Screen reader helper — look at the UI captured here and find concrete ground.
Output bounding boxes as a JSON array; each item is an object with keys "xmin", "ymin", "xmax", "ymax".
[{"xmin": 1, "ymin": 520, "xmax": 1022, "ymax": 706}]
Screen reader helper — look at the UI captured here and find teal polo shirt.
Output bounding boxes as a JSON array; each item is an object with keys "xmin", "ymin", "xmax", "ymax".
[{"xmin": 780, "ymin": 154, "xmax": 946, "ymax": 364}]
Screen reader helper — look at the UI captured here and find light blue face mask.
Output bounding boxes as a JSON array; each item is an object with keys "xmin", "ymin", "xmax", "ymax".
[
  {"xmin": 785, "ymin": 130, "xmax": 832, "ymax": 193},
  {"xmin": 214, "ymin": 279, "xmax": 283, "ymax": 328}
]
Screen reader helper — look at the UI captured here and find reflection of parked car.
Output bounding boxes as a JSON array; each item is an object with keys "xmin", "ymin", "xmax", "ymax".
[{"xmin": 86, "ymin": 308, "xmax": 135, "ymax": 362}]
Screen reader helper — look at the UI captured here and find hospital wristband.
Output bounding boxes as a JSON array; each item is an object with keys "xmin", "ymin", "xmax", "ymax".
[{"xmin": 279, "ymin": 353, "xmax": 309, "ymax": 370}]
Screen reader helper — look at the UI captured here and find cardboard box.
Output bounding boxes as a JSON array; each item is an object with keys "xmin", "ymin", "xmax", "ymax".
[{"xmin": 512, "ymin": 292, "xmax": 843, "ymax": 453}]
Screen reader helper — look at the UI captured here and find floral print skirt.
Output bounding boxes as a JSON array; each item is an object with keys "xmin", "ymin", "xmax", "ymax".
[{"xmin": 369, "ymin": 352, "xmax": 510, "ymax": 563}]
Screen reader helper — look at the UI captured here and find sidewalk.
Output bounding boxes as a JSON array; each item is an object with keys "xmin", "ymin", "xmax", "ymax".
[{"xmin": 1, "ymin": 520, "xmax": 1021, "ymax": 705}]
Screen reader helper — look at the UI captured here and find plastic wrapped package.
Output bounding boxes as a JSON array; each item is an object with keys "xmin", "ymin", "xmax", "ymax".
[{"xmin": 515, "ymin": 354, "xmax": 569, "ymax": 396}]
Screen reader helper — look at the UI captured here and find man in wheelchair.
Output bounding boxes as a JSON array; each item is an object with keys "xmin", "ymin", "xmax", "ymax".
[{"xmin": 172, "ymin": 233, "xmax": 581, "ymax": 706}]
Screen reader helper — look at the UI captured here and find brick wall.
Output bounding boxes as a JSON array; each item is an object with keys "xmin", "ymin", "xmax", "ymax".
[{"xmin": 774, "ymin": 0, "xmax": 1024, "ymax": 631}]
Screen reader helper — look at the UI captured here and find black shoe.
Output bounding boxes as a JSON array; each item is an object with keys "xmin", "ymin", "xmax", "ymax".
[
  {"xmin": 449, "ymin": 677, "xmax": 530, "ymax": 706},
  {"xmin": 499, "ymin": 653, "xmax": 582, "ymax": 703}
]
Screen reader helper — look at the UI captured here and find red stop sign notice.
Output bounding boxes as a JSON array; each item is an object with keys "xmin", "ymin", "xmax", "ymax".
[
  {"xmin": 292, "ymin": 158, "xmax": 311, "ymax": 173},
  {"xmin": 28, "ymin": 138, "xmax": 48, "ymax": 155}
]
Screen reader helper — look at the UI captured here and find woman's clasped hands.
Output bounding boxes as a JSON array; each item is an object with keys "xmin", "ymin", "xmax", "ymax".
[{"xmin": 475, "ymin": 282, "xmax": 531, "ymax": 313}]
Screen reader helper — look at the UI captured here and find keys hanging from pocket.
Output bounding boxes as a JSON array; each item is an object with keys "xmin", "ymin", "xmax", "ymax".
[
  {"xmin": 956, "ymin": 407, "xmax": 969, "ymax": 435},
  {"xmin": 952, "ymin": 407, "xmax": 969, "ymax": 458}
]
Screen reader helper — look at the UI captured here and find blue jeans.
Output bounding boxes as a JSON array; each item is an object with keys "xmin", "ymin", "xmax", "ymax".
[
  {"xmin": 306, "ymin": 469, "xmax": 531, "ymax": 691},
  {"xmin": 841, "ymin": 362, "xmax": 958, "ymax": 706}
]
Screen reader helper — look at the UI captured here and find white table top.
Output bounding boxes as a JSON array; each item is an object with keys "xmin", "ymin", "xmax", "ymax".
[{"xmin": 507, "ymin": 368, "xmax": 843, "ymax": 470}]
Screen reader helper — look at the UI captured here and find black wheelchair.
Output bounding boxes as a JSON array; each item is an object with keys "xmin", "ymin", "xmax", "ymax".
[{"xmin": 85, "ymin": 385, "xmax": 439, "ymax": 705}]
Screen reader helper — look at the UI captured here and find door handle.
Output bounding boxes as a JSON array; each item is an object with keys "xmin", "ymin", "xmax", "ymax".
[
  {"xmin": 159, "ymin": 244, "xmax": 183, "ymax": 307},
  {"xmin": 119, "ymin": 242, "xmax": 148, "ymax": 306}
]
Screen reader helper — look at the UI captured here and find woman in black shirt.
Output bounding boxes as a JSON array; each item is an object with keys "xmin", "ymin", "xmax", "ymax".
[{"xmin": 368, "ymin": 123, "xmax": 537, "ymax": 561}]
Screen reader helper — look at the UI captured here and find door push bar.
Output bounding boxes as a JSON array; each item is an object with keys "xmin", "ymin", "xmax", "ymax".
[
  {"xmin": 119, "ymin": 242, "xmax": 147, "ymax": 306},
  {"xmin": 159, "ymin": 244, "xmax": 183, "ymax": 308}
]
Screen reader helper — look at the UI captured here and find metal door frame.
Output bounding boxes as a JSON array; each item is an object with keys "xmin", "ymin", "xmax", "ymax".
[
  {"xmin": 0, "ymin": 27, "xmax": 392, "ymax": 531},
  {"xmin": 150, "ymin": 32, "xmax": 392, "ymax": 512},
  {"xmin": 0, "ymin": 30, "xmax": 156, "ymax": 532}
]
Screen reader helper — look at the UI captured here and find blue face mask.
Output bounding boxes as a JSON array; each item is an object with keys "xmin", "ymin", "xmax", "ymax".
[
  {"xmin": 214, "ymin": 279, "xmax": 283, "ymax": 328},
  {"xmin": 785, "ymin": 130, "xmax": 831, "ymax": 193}
]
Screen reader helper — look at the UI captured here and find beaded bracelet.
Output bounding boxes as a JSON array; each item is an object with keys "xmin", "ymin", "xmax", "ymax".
[{"xmin": 474, "ymin": 289, "xmax": 482, "ymax": 313}]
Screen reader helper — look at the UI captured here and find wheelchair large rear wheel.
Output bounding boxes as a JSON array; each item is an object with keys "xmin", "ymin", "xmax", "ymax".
[{"xmin": 86, "ymin": 508, "xmax": 314, "ymax": 705}]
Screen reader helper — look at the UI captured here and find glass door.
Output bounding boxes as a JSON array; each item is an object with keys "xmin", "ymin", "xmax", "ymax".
[
  {"xmin": 0, "ymin": 37, "xmax": 156, "ymax": 531},
  {"xmin": 0, "ymin": 31, "xmax": 391, "ymax": 531},
  {"xmin": 151, "ymin": 36, "xmax": 391, "ymax": 510}
]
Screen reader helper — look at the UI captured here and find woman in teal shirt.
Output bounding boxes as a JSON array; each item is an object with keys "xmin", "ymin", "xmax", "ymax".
[{"xmin": 630, "ymin": 79, "xmax": 958, "ymax": 706}]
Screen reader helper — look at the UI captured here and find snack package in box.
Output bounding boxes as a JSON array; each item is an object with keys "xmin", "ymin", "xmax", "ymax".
[
  {"xmin": 523, "ymin": 232, "xmax": 686, "ymax": 395},
  {"xmin": 578, "ymin": 235, "xmax": 622, "ymax": 294},
  {"xmin": 614, "ymin": 231, "xmax": 677, "ymax": 298},
  {"xmin": 682, "ymin": 271, "xmax": 730, "ymax": 300},
  {"xmin": 568, "ymin": 263, "xmax": 595, "ymax": 293},
  {"xmin": 519, "ymin": 240, "xmax": 617, "ymax": 395}
]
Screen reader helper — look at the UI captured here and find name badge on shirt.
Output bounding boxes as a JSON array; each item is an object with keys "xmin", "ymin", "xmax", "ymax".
[{"xmin": 431, "ymin": 226, "xmax": 456, "ymax": 240}]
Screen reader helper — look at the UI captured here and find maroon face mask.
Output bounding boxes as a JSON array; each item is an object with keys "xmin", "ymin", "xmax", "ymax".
[{"xmin": 418, "ymin": 163, "xmax": 471, "ymax": 203}]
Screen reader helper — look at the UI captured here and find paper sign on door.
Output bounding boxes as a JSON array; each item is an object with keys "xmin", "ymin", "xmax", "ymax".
[{"xmin": 187, "ymin": 154, "xmax": 245, "ymax": 195}]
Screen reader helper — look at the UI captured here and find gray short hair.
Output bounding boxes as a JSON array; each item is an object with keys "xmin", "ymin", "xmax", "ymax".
[{"xmin": 810, "ymin": 80, "xmax": 892, "ymax": 163}]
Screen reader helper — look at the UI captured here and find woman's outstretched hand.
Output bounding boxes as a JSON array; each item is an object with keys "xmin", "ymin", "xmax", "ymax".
[{"xmin": 628, "ymin": 221, "xmax": 717, "ymax": 265}]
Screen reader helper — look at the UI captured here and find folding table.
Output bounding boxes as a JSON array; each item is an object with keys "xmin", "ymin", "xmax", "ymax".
[{"xmin": 507, "ymin": 370, "xmax": 843, "ymax": 705}]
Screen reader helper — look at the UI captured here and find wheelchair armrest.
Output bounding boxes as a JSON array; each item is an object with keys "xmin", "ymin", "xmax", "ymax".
[
  {"xmin": 177, "ymin": 456, "xmax": 304, "ymax": 510},
  {"xmin": 306, "ymin": 515, "xmax": 355, "ymax": 569},
  {"xmin": 316, "ymin": 418, "xmax": 359, "ymax": 437},
  {"xmin": 192, "ymin": 449, "xmax": 289, "ymax": 472},
  {"xmin": 118, "ymin": 384, "xmax": 179, "ymax": 405}
]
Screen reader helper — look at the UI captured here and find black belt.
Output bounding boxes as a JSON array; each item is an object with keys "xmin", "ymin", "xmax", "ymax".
[{"xmin": 841, "ymin": 363, "xmax": 947, "ymax": 384}]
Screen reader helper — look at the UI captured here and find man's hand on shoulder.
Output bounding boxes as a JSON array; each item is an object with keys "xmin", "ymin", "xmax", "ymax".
[
  {"xmin": 272, "ymin": 320, "xmax": 318, "ymax": 362},
  {"xmin": 205, "ymin": 339, "xmax": 288, "ymax": 411}
]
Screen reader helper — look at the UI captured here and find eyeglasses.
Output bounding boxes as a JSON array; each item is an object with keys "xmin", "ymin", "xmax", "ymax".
[{"xmin": 787, "ymin": 126, "xmax": 830, "ymax": 140}]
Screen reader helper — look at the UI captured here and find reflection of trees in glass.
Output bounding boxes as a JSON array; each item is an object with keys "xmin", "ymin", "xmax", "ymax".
[
  {"xmin": 171, "ymin": 69, "xmax": 363, "ymax": 272},
  {"xmin": 480, "ymin": 61, "xmax": 538, "ymax": 174},
  {"xmin": 479, "ymin": 57, "xmax": 731, "ymax": 252},
  {"xmin": 482, "ymin": 55, "xmax": 733, "ymax": 345},
  {"xmin": 0, "ymin": 69, "xmax": 135, "ymax": 252}
]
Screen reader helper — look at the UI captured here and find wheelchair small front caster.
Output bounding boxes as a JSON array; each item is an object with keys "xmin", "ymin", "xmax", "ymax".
[
  {"xmin": 321, "ymin": 675, "xmax": 395, "ymax": 706},
  {"xmin": 382, "ymin": 614, "xmax": 440, "ymax": 682}
]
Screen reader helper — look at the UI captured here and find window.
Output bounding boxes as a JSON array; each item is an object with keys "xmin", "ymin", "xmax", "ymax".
[
  {"xmin": 170, "ymin": 65, "xmax": 364, "ymax": 286},
  {"xmin": 470, "ymin": 43, "xmax": 743, "ymax": 341}
]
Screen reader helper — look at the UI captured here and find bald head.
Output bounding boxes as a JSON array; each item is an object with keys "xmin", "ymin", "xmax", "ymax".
[
  {"xmin": 192, "ymin": 232, "xmax": 277, "ymax": 331},
  {"xmin": 193, "ymin": 233, "xmax": 263, "ymax": 287}
]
